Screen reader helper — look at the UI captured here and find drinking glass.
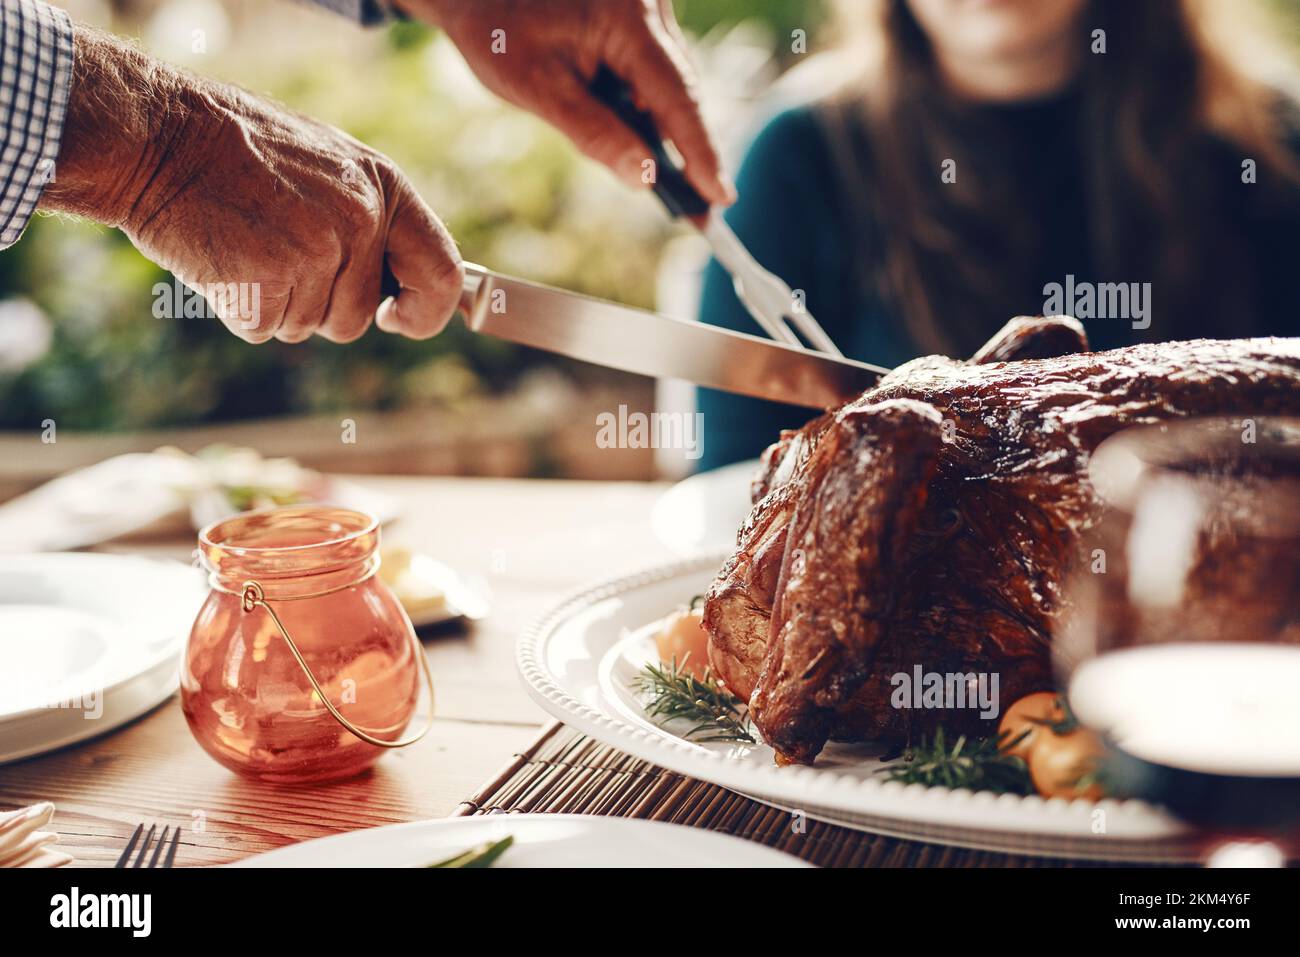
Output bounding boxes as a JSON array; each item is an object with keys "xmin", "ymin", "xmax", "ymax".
[{"xmin": 1057, "ymin": 417, "xmax": 1300, "ymax": 856}]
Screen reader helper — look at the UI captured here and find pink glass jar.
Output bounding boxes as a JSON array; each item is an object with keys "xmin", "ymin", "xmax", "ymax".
[{"xmin": 181, "ymin": 506, "xmax": 430, "ymax": 784}]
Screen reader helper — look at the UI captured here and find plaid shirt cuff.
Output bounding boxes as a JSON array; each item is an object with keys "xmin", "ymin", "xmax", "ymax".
[
  {"xmin": 0, "ymin": 0, "xmax": 72, "ymax": 248},
  {"xmin": 307, "ymin": 0, "xmax": 401, "ymax": 27}
]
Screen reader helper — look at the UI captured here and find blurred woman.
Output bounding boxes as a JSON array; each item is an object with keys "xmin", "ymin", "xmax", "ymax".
[{"xmin": 697, "ymin": 0, "xmax": 1300, "ymax": 468}]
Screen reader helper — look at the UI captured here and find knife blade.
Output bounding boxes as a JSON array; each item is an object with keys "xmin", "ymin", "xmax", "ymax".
[{"xmin": 455, "ymin": 263, "xmax": 885, "ymax": 409}]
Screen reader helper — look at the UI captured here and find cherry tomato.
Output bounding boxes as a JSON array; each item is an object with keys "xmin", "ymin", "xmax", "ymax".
[{"xmin": 1029, "ymin": 727, "xmax": 1106, "ymax": 801}]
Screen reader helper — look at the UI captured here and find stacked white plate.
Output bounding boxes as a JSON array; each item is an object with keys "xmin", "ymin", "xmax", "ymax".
[{"xmin": 0, "ymin": 554, "xmax": 206, "ymax": 764}]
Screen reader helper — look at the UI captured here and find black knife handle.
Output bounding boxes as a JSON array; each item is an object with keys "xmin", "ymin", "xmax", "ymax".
[
  {"xmin": 589, "ymin": 64, "xmax": 710, "ymax": 220},
  {"xmin": 379, "ymin": 258, "xmax": 484, "ymax": 319},
  {"xmin": 381, "ymin": 259, "xmax": 402, "ymax": 299},
  {"xmin": 378, "ymin": 67, "xmax": 710, "ymax": 301}
]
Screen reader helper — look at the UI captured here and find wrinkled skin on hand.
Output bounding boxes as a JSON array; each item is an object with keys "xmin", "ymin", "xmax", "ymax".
[
  {"xmin": 704, "ymin": 317, "xmax": 1300, "ymax": 765},
  {"xmin": 40, "ymin": 4, "xmax": 731, "ymax": 345},
  {"xmin": 410, "ymin": 0, "xmax": 732, "ymax": 203},
  {"xmin": 42, "ymin": 26, "xmax": 463, "ymax": 343}
]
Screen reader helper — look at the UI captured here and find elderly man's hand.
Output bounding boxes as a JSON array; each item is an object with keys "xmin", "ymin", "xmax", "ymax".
[
  {"xmin": 406, "ymin": 0, "xmax": 734, "ymax": 205},
  {"xmin": 41, "ymin": 26, "xmax": 463, "ymax": 343}
]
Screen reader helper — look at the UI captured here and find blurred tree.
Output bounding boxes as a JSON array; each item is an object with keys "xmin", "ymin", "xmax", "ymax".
[
  {"xmin": 676, "ymin": 0, "xmax": 828, "ymax": 63},
  {"xmin": 0, "ymin": 0, "xmax": 814, "ymax": 431}
]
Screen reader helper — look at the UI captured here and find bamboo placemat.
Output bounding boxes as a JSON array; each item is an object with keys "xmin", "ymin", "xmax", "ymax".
[{"xmin": 453, "ymin": 721, "xmax": 1152, "ymax": 868}]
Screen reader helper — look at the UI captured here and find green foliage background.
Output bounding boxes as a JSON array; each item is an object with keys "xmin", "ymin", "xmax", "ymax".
[{"xmin": 0, "ymin": 0, "xmax": 825, "ymax": 430}]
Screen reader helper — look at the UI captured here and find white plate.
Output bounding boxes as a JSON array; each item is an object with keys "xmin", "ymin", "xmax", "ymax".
[
  {"xmin": 0, "ymin": 454, "xmax": 193, "ymax": 552},
  {"xmin": 0, "ymin": 452, "xmax": 401, "ymax": 553},
  {"xmin": 231, "ymin": 814, "xmax": 809, "ymax": 868},
  {"xmin": 518, "ymin": 553, "xmax": 1202, "ymax": 861},
  {"xmin": 0, "ymin": 553, "xmax": 206, "ymax": 764},
  {"xmin": 651, "ymin": 460, "xmax": 758, "ymax": 555},
  {"xmin": 188, "ymin": 477, "xmax": 401, "ymax": 533},
  {"xmin": 398, "ymin": 556, "xmax": 491, "ymax": 628}
]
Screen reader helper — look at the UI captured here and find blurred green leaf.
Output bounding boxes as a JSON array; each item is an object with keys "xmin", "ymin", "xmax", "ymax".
[{"xmin": 0, "ymin": 0, "xmax": 813, "ymax": 430}]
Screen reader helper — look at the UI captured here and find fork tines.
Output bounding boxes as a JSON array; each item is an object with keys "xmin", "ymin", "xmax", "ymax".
[{"xmin": 115, "ymin": 823, "xmax": 181, "ymax": 868}]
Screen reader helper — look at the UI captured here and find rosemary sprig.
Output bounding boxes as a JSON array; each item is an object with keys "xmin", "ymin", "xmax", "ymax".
[
  {"xmin": 428, "ymin": 835, "xmax": 514, "ymax": 868},
  {"xmin": 633, "ymin": 656, "xmax": 755, "ymax": 744},
  {"xmin": 878, "ymin": 727, "xmax": 1034, "ymax": 795}
]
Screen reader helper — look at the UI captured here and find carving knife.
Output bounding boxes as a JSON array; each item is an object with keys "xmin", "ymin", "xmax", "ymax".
[
  {"xmin": 380, "ymin": 67, "xmax": 888, "ymax": 407},
  {"xmin": 379, "ymin": 258, "xmax": 883, "ymax": 409},
  {"xmin": 452, "ymin": 262, "xmax": 885, "ymax": 409}
]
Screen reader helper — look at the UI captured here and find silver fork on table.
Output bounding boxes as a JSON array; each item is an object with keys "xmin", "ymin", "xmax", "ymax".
[{"xmin": 115, "ymin": 823, "xmax": 181, "ymax": 868}]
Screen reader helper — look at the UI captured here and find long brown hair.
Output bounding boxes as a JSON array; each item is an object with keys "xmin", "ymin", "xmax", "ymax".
[{"xmin": 819, "ymin": 0, "xmax": 1300, "ymax": 356}]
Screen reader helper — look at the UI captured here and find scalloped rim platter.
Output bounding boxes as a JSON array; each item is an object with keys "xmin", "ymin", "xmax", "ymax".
[{"xmin": 518, "ymin": 552, "xmax": 1204, "ymax": 862}]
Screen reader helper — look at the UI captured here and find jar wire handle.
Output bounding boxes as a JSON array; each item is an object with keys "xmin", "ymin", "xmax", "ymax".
[{"xmin": 239, "ymin": 579, "xmax": 436, "ymax": 749}]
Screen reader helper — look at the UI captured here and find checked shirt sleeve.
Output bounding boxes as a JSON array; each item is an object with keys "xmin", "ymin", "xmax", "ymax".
[{"xmin": 0, "ymin": 0, "xmax": 72, "ymax": 249}]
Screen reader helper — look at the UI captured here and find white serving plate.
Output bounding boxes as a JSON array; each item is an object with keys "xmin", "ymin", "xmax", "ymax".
[
  {"xmin": 0, "ymin": 553, "xmax": 206, "ymax": 764},
  {"xmin": 0, "ymin": 452, "xmax": 401, "ymax": 553},
  {"xmin": 651, "ymin": 460, "xmax": 758, "ymax": 555},
  {"xmin": 518, "ymin": 553, "xmax": 1202, "ymax": 861},
  {"xmin": 232, "ymin": 814, "xmax": 808, "ymax": 868}
]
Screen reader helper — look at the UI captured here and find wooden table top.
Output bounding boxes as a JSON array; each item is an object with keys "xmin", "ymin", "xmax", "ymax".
[{"xmin": 0, "ymin": 476, "xmax": 678, "ymax": 867}]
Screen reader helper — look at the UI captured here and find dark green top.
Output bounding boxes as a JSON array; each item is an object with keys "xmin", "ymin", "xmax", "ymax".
[{"xmin": 695, "ymin": 99, "xmax": 1300, "ymax": 470}]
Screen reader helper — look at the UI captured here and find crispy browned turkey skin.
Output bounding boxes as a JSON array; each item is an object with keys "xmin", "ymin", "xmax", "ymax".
[{"xmin": 703, "ymin": 318, "xmax": 1300, "ymax": 765}]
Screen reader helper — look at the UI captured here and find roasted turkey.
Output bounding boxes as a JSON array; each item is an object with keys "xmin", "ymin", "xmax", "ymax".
[{"xmin": 702, "ymin": 317, "xmax": 1300, "ymax": 765}]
